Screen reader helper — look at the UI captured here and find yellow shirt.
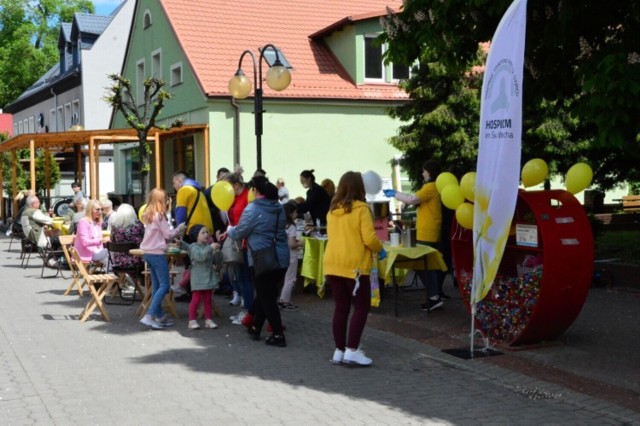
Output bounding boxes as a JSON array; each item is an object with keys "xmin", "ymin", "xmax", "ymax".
[
  {"xmin": 176, "ymin": 184, "xmax": 214, "ymax": 234},
  {"xmin": 415, "ymin": 182, "xmax": 442, "ymax": 242},
  {"xmin": 323, "ymin": 201, "xmax": 383, "ymax": 279}
]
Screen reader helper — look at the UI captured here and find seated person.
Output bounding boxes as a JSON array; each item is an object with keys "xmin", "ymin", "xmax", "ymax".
[
  {"xmin": 21, "ymin": 195, "xmax": 60, "ymax": 265},
  {"xmin": 101, "ymin": 199, "xmax": 114, "ymax": 231},
  {"xmin": 109, "ymin": 203, "xmax": 144, "ymax": 273},
  {"xmin": 68, "ymin": 198, "xmax": 87, "ymax": 234},
  {"xmin": 74, "ymin": 199, "xmax": 110, "ymax": 266}
]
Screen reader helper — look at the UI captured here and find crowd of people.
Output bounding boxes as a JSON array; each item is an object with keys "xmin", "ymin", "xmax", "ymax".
[{"xmin": 13, "ymin": 160, "xmax": 449, "ymax": 367}]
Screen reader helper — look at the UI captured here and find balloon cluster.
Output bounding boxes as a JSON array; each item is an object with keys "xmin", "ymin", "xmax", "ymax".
[
  {"xmin": 521, "ymin": 158, "xmax": 593, "ymax": 194},
  {"xmin": 436, "ymin": 172, "xmax": 475, "ymax": 230},
  {"xmin": 458, "ymin": 267, "xmax": 542, "ymax": 343}
]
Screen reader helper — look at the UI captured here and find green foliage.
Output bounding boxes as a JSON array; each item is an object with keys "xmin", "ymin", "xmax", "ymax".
[
  {"xmin": 0, "ymin": 0, "xmax": 94, "ymax": 107},
  {"xmin": 1, "ymin": 147, "xmax": 60, "ymax": 198},
  {"xmin": 381, "ymin": 1, "xmax": 640, "ymax": 190},
  {"xmin": 595, "ymin": 230, "xmax": 640, "ymax": 266},
  {"xmin": 104, "ymin": 74, "xmax": 183, "ymax": 198}
]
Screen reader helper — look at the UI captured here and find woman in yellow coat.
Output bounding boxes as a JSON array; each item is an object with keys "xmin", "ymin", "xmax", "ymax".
[{"xmin": 323, "ymin": 171, "xmax": 385, "ymax": 367}]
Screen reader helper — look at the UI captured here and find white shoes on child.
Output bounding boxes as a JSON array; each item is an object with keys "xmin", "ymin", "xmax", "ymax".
[{"xmin": 188, "ymin": 319, "xmax": 218, "ymax": 330}]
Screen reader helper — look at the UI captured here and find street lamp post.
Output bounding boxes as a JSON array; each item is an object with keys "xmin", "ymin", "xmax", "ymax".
[{"xmin": 228, "ymin": 44, "xmax": 291, "ymax": 170}]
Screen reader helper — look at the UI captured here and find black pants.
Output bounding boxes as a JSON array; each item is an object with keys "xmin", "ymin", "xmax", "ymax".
[{"xmin": 252, "ymin": 268, "xmax": 287, "ymax": 335}]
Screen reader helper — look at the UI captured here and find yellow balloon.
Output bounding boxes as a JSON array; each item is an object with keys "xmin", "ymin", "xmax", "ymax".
[
  {"xmin": 247, "ymin": 188, "xmax": 255, "ymax": 202},
  {"xmin": 441, "ymin": 184, "xmax": 465, "ymax": 210},
  {"xmin": 565, "ymin": 163, "xmax": 593, "ymax": 194},
  {"xmin": 460, "ymin": 172, "xmax": 476, "ymax": 202},
  {"xmin": 211, "ymin": 181, "xmax": 235, "ymax": 211},
  {"xmin": 521, "ymin": 158, "xmax": 548, "ymax": 188},
  {"xmin": 456, "ymin": 202, "xmax": 474, "ymax": 230},
  {"xmin": 435, "ymin": 172, "xmax": 458, "ymax": 193},
  {"xmin": 138, "ymin": 204, "xmax": 147, "ymax": 221}
]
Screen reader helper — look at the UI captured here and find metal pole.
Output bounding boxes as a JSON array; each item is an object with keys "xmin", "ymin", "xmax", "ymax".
[{"xmin": 255, "ymin": 86, "xmax": 263, "ymax": 170}]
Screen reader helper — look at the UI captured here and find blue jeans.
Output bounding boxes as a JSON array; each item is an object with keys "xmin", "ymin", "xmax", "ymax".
[
  {"xmin": 228, "ymin": 251, "xmax": 254, "ymax": 311},
  {"xmin": 416, "ymin": 241, "xmax": 442, "ymax": 299},
  {"xmin": 144, "ymin": 254, "xmax": 170, "ymax": 317}
]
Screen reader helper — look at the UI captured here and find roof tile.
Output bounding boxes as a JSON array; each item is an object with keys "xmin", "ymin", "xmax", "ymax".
[{"xmin": 160, "ymin": 0, "xmax": 406, "ymax": 101}]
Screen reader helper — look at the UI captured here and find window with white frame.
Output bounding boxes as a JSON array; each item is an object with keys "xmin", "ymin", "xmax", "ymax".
[
  {"xmin": 151, "ymin": 49, "xmax": 162, "ymax": 79},
  {"xmin": 170, "ymin": 62, "xmax": 183, "ymax": 86},
  {"xmin": 136, "ymin": 59, "xmax": 146, "ymax": 105},
  {"xmin": 23, "ymin": 119, "xmax": 28, "ymax": 133},
  {"xmin": 143, "ymin": 10, "xmax": 152, "ymax": 29},
  {"xmin": 50, "ymin": 109, "xmax": 56, "ymax": 132},
  {"xmin": 18, "ymin": 121, "xmax": 23, "ymax": 134},
  {"xmin": 56, "ymin": 106, "xmax": 64, "ymax": 132},
  {"xmin": 28, "ymin": 116, "xmax": 35, "ymax": 133},
  {"xmin": 72, "ymin": 100, "xmax": 80, "ymax": 124},
  {"xmin": 64, "ymin": 103, "xmax": 71, "ymax": 129},
  {"xmin": 364, "ymin": 34, "xmax": 411, "ymax": 83}
]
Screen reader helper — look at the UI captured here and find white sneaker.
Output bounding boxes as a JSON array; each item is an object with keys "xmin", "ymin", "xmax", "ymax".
[
  {"xmin": 231, "ymin": 311, "xmax": 246, "ymax": 325},
  {"xmin": 171, "ymin": 284, "xmax": 186, "ymax": 297},
  {"xmin": 140, "ymin": 315, "xmax": 164, "ymax": 330},
  {"xmin": 343, "ymin": 348, "xmax": 372, "ymax": 366},
  {"xmin": 188, "ymin": 320, "xmax": 200, "ymax": 329},
  {"xmin": 47, "ymin": 258, "xmax": 59, "ymax": 267},
  {"xmin": 331, "ymin": 349, "xmax": 344, "ymax": 365},
  {"xmin": 229, "ymin": 291, "xmax": 241, "ymax": 306},
  {"xmin": 204, "ymin": 319, "xmax": 218, "ymax": 329}
]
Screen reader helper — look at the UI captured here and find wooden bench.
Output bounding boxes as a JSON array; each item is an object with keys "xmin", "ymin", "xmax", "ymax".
[{"xmin": 621, "ymin": 195, "xmax": 640, "ymax": 212}]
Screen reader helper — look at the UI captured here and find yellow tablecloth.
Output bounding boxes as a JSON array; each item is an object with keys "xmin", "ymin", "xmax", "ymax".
[
  {"xmin": 51, "ymin": 220, "xmax": 70, "ymax": 236},
  {"xmin": 300, "ymin": 237, "xmax": 447, "ymax": 299}
]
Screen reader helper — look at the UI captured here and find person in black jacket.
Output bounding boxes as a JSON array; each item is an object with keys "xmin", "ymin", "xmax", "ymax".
[{"xmin": 296, "ymin": 169, "xmax": 330, "ymax": 226}]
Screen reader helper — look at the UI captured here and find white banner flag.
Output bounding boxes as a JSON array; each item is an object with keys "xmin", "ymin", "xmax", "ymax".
[{"xmin": 472, "ymin": 0, "xmax": 528, "ymax": 304}]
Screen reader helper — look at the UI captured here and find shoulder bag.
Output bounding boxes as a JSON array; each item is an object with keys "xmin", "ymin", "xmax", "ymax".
[
  {"xmin": 221, "ymin": 237, "xmax": 244, "ymax": 264},
  {"xmin": 250, "ymin": 209, "xmax": 281, "ymax": 277}
]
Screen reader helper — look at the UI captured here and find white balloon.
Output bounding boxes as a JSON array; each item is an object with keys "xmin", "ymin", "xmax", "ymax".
[{"xmin": 362, "ymin": 170, "xmax": 382, "ymax": 195}]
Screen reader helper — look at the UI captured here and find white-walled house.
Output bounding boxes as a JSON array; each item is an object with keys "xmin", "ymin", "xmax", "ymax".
[{"xmin": 3, "ymin": 0, "xmax": 134, "ymax": 207}]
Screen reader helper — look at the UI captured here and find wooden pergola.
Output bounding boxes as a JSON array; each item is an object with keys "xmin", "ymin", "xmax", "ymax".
[{"xmin": 0, "ymin": 124, "xmax": 209, "ymax": 219}]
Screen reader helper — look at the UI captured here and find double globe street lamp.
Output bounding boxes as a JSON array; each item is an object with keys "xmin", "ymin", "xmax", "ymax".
[{"xmin": 228, "ymin": 44, "xmax": 291, "ymax": 170}]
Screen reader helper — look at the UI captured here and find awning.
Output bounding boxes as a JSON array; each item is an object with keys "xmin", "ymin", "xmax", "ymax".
[{"xmin": 0, "ymin": 124, "xmax": 209, "ymax": 219}]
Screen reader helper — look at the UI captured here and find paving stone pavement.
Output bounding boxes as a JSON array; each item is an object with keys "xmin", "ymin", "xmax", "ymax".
[{"xmin": 1, "ymin": 235, "xmax": 639, "ymax": 425}]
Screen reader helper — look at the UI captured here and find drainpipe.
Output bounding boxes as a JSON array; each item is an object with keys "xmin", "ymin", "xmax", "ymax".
[
  {"xmin": 230, "ymin": 97, "xmax": 240, "ymax": 167},
  {"xmin": 50, "ymin": 88, "xmax": 58, "ymax": 132}
]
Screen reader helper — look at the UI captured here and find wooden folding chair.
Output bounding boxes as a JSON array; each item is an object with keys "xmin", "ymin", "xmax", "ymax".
[
  {"xmin": 105, "ymin": 242, "xmax": 144, "ymax": 305},
  {"xmin": 69, "ymin": 247, "xmax": 119, "ymax": 322},
  {"xmin": 60, "ymin": 236, "xmax": 85, "ymax": 296},
  {"xmin": 38, "ymin": 227, "xmax": 66, "ymax": 279}
]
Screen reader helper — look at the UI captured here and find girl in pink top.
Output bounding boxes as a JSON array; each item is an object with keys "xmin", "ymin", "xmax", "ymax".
[
  {"xmin": 74, "ymin": 199, "xmax": 110, "ymax": 264},
  {"xmin": 139, "ymin": 188, "xmax": 185, "ymax": 330}
]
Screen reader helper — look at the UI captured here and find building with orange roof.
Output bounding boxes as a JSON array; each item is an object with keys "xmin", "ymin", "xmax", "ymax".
[{"xmin": 111, "ymin": 0, "xmax": 409, "ymax": 200}]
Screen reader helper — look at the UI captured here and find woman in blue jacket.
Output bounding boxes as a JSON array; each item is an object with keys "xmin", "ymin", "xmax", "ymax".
[{"xmin": 227, "ymin": 176, "xmax": 289, "ymax": 347}]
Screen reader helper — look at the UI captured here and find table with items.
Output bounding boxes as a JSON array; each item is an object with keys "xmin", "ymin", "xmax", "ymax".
[{"xmin": 300, "ymin": 237, "xmax": 447, "ymax": 314}]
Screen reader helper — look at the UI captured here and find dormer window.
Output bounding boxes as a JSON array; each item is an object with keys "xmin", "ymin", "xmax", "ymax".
[
  {"xmin": 143, "ymin": 10, "xmax": 152, "ymax": 29},
  {"xmin": 364, "ymin": 34, "xmax": 410, "ymax": 83}
]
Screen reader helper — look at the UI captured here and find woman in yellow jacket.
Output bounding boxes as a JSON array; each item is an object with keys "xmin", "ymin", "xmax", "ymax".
[
  {"xmin": 384, "ymin": 160, "xmax": 443, "ymax": 311},
  {"xmin": 323, "ymin": 171, "xmax": 386, "ymax": 367}
]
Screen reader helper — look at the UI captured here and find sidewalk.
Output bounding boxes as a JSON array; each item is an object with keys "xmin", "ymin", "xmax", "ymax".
[{"xmin": 0, "ymin": 234, "xmax": 638, "ymax": 424}]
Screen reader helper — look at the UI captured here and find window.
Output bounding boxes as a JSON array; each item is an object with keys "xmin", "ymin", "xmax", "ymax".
[
  {"xmin": 124, "ymin": 148, "xmax": 141, "ymax": 194},
  {"xmin": 136, "ymin": 59, "xmax": 146, "ymax": 105},
  {"xmin": 260, "ymin": 47, "xmax": 292, "ymax": 69},
  {"xmin": 170, "ymin": 62, "xmax": 183, "ymax": 86},
  {"xmin": 364, "ymin": 34, "xmax": 411, "ymax": 83},
  {"xmin": 64, "ymin": 103, "xmax": 72, "ymax": 129},
  {"xmin": 143, "ymin": 10, "xmax": 152, "ymax": 29},
  {"xmin": 151, "ymin": 49, "xmax": 162, "ymax": 79},
  {"xmin": 18, "ymin": 121, "xmax": 23, "ymax": 135},
  {"xmin": 364, "ymin": 36, "xmax": 384, "ymax": 80},
  {"xmin": 173, "ymin": 137, "xmax": 194, "ymax": 178},
  {"xmin": 56, "ymin": 106, "xmax": 64, "ymax": 132},
  {"xmin": 72, "ymin": 100, "xmax": 80, "ymax": 124},
  {"xmin": 49, "ymin": 109, "xmax": 56, "ymax": 132},
  {"xmin": 23, "ymin": 119, "xmax": 28, "ymax": 133},
  {"xmin": 28, "ymin": 116, "xmax": 35, "ymax": 133}
]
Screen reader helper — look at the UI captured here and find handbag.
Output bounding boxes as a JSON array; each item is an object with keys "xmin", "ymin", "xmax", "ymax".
[
  {"xmin": 250, "ymin": 209, "xmax": 281, "ymax": 276},
  {"xmin": 221, "ymin": 237, "xmax": 244, "ymax": 264}
]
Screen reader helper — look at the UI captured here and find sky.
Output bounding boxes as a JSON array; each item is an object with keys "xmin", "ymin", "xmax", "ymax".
[{"xmin": 92, "ymin": 0, "xmax": 124, "ymax": 16}]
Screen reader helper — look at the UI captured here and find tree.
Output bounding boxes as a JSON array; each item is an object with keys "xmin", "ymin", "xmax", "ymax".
[
  {"xmin": 0, "ymin": 0, "xmax": 94, "ymax": 107},
  {"xmin": 1, "ymin": 146, "xmax": 60, "ymax": 200},
  {"xmin": 381, "ymin": 1, "xmax": 640, "ymax": 190},
  {"xmin": 104, "ymin": 74, "xmax": 183, "ymax": 199}
]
